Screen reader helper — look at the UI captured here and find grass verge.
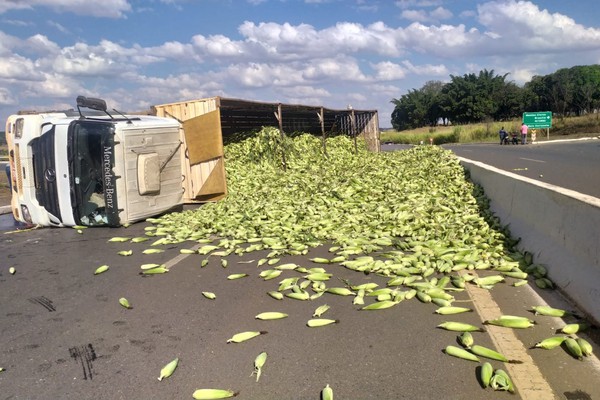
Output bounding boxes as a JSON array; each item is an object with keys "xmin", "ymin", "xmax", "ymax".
[{"xmin": 381, "ymin": 114, "xmax": 600, "ymax": 145}]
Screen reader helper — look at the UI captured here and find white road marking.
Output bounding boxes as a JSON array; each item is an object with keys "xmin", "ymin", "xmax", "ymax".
[
  {"xmin": 463, "ymin": 272, "xmax": 556, "ymax": 399},
  {"xmin": 164, "ymin": 243, "xmax": 202, "ymax": 269},
  {"xmin": 519, "ymin": 157, "xmax": 546, "ymax": 163}
]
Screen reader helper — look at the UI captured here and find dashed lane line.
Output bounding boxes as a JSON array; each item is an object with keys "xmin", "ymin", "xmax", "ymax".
[
  {"xmin": 464, "ymin": 277, "xmax": 557, "ymax": 400},
  {"xmin": 519, "ymin": 157, "xmax": 546, "ymax": 163},
  {"xmin": 163, "ymin": 243, "xmax": 202, "ymax": 269}
]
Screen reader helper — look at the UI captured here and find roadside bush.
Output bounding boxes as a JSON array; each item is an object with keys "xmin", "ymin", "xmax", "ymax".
[{"xmin": 433, "ymin": 129, "xmax": 460, "ymax": 145}]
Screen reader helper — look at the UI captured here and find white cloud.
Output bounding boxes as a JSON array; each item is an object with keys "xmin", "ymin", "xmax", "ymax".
[
  {"xmin": 459, "ymin": 10, "xmax": 476, "ymax": 19},
  {"xmin": 50, "ymin": 41, "xmax": 136, "ymax": 77},
  {"xmin": 430, "ymin": 6, "xmax": 452, "ymax": 20},
  {"xmin": 477, "ymin": 0, "xmax": 600, "ymax": 54},
  {"xmin": 394, "ymin": 1, "xmax": 600, "ymax": 61},
  {"xmin": 0, "ymin": 0, "xmax": 132, "ymax": 18},
  {"xmin": 278, "ymin": 85, "xmax": 330, "ymax": 99},
  {"xmin": 372, "ymin": 61, "xmax": 406, "ymax": 80},
  {"xmin": 147, "ymin": 41, "xmax": 197, "ymax": 62},
  {"xmin": 355, "ymin": 0, "xmax": 378, "ymax": 13},
  {"xmin": 0, "ymin": 31, "xmax": 19, "ymax": 56},
  {"xmin": 346, "ymin": 92, "xmax": 367, "ymax": 103},
  {"xmin": 238, "ymin": 21, "xmax": 404, "ymax": 59},
  {"xmin": 401, "ymin": 10, "xmax": 429, "ymax": 22},
  {"xmin": 1, "ymin": 0, "xmax": 599, "ymax": 127},
  {"xmin": 369, "ymin": 83, "xmax": 402, "ymax": 94},
  {"xmin": 24, "ymin": 34, "xmax": 62, "ymax": 55},
  {"xmin": 464, "ymin": 63, "xmax": 480, "ymax": 74},
  {"xmin": 0, "ymin": 55, "xmax": 45, "ymax": 81},
  {"xmin": 192, "ymin": 34, "xmax": 245, "ymax": 58},
  {"xmin": 510, "ymin": 68, "xmax": 536, "ymax": 84},
  {"xmin": 1, "ymin": 19, "xmax": 34, "ymax": 27},
  {"xmin": 238, "ymin": 21, "xmax": 318, "ymax": 52},
  {"xmin": 401, "ymin": 22, "xmax": 477, "ymax": 56},
  {"xmin": 36, "ymin": 79, "xmax": 78, "ymax": 98},
  {"xmin": 47, "ymin": 20, "xmax": 69, "ymax": 34},
  {"xmin": 125, "ymin": 72, "xmax": 227, "ymax": 109},
  {"xmin": 0, "ymin": 32, "xmax": 61, "ymax": 57},
  {"xmin": 0, "ymin": 2, "xmax": 32, "ymax": 14},
  {"xmin": 210, "ymin": 57, "xmax": 371, "ymax": 91},
  {"xmin": 402, "ymin": 6, "xmax": 452, "ymax": 23},
  {"xmin": 0, "ymin": 87, "xmax": 15, "ymax": 106},
  {"xmin": 18, "ymin": 72, "xmax": 84, "ymax": 99},
  {"xmin": 224, "ymin": 63, "xmax": 278, "ymax": 88},
  {"xmin": 395, "ymin": 0, "xmax": 443, "ymax": 9},
  {"xmin": 302, "ymin": 57, "xmax": 369, "ymax": 82},
  {"xmin": 401, "ymin": 60, "xmax": 448, "ymax": 76}
]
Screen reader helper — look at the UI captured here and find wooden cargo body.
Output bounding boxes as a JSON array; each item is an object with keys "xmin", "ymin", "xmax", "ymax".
[{"xmin": 152, "ymin": 96, "xmax": 380, "ymax": 203}]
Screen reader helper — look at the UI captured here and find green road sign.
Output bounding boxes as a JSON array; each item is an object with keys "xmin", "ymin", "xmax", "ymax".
[{"xmin": 523, "ymin": 112, "xmax": 552, "ymax": 128}]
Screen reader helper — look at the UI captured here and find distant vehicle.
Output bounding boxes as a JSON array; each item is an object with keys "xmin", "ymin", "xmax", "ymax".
[{"xmin": 4, "ymin": 96, "xmax": 225, "ymax": 227}]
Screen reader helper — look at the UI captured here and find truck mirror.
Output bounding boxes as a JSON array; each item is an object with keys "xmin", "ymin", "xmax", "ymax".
[{"xmin": 76, "ymin": 96, "xmax": 107, "ymax": 112}]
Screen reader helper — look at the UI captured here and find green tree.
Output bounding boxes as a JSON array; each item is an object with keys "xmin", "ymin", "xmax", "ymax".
[
  {"xmin": 390, "ymin": 89, "xmax": 429, "ymax": 130},
  {"xmin": 437, "ymin": 69, "xmax": 513, "ymax": 124},
  {"xmin": 569, "ymin": 65, "xmax": 600, "ymax": 114},
  {"xmin": 421, "ymin": 80, "xmax": 445, "ymax": 126},
  {"xmin": 390, "ymin": 64, "xmax": 600, "ymax": 128},
  {"xmin": 524, "ymin": 65, "xmax": 600, "ymax": 116}
]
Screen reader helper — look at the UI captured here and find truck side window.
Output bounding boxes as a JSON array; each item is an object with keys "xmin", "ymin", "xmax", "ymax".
[{"xmin": 15, "ymin": 118, "xmax": 24, "ymax": 138}]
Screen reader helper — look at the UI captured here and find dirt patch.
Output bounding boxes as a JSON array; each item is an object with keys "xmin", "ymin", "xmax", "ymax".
[{"xmin": 0, "ymin": 168, "xmax": 11, "ymax": 207}]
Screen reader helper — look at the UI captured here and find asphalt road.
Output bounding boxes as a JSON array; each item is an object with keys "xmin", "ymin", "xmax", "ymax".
[
  {"xmin": 2, "ymin": 143, "xmax": 600, "ymax": 399},
  {"xmin": 383, "ymin": 139, "xmax": 600, "ymax": 199},
  {"xmin": 442, "ymin": 139, "xmax": 600, "ymax": 199},
  {"xmin": 1, "ymin": 221, "xmax": 600, "ymax": 400}
]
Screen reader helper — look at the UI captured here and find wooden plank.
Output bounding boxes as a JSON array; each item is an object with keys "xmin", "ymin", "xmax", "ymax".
[{"xmin": 182, "ymin": 109, "xmax": 223, "ymax": 165}]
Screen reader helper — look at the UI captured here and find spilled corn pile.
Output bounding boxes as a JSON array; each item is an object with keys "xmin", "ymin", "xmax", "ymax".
[
  {"xmin": 108, "ymin": 128, "xmax": 592, "ymax": 398},
  {"xmin": 151, "ymin": 127, "xmax": 501, "ymax": 249}
]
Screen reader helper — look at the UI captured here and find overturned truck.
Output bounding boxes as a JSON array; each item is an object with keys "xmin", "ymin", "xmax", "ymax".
[{"xmin": 5, "ymin": 96, "xmax": 379, "ymax": 227}]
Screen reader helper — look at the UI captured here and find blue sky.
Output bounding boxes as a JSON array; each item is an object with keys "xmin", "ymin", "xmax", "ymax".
[{"xmin": 1, "ymin": 0, "xmax": 599, "ymax": 127}]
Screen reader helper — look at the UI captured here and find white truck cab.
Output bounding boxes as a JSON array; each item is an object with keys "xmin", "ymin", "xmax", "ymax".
[{"xmin": 5, "ymin": 96, "xmax": 190, "ymax": 227}]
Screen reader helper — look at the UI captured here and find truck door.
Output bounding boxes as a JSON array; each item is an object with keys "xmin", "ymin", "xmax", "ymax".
[{"xmin": 180, "ymin": 109, "xmax": 227, "ymax": 202}]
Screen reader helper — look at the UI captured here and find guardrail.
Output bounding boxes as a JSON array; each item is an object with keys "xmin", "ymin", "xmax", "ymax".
[{"xmin": 460, "ymin": 157, "xmax": 600, "ymax": 324}]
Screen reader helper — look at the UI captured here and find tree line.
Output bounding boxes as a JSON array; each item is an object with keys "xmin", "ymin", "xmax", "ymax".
[{"xmin": 390, "ymin": 65, "xmax": 600, "ymax": 131}]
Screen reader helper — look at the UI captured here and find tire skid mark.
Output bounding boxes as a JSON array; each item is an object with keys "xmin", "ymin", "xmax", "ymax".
[
  {"xmin": 28, "ymin": 296, "xmax": 56, "ymax": 312},
  {"xmin": 69, "ymin": 344, "xmax": 97, "ymax": 380}
]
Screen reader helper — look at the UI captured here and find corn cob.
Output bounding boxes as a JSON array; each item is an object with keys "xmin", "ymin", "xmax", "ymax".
[
  {"xmin": 480, "ymin": 362, "xmax": 493, "ymax": 388},
  {"xmin": 192, "ymin": 389, "xmax": 238, "ymax": 399},
  {"xmin": 158, "ymin": 358, "xmax": 178, "ymax": 381},
  {"xmin": 444, "ymin": 345, "xmax": 480, "ymax": 362},
  {"xmin": 307, "ymin": 318, "xmax": 339, "ymax": 327},
  {"xmin": 227, "ymin": 331, "xmax": 267, "ymax": 343},
  {"xmin": 255, "ymin": 312, "xmax": 288, "ymax": 320},
  {"xmin": 251, "ymin": 352, "xmax": 267, "ymax": 382},
  {"xmin": 532, "ymin": 336, "xmax": 566, "ymax": 350},
  {"xmin": 470, "ymin": 344, "xmax": 522, "ymax": 363},
  {"xmin": 564, "ymin": 337, "xmax": 583, "ymax": 360},
  {"xmin": 321, "ymin": 384, "xmax": 333, "ymax": 400},
  {"xmin": 437, "ymin": 322, "xmax": 484, "ymax": 332},
  {"xmin": 561, "ymin": 323, "xmax": 589, "ymax": 334}
]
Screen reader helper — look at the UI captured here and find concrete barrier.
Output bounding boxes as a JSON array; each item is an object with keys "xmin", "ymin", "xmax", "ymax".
[{"xmin": 459, "ymin": 157, "xmax": 600, "ymax": 324}]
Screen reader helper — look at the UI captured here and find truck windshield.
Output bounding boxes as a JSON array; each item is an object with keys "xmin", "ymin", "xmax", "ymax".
[{"xmin": 69, "ymin": 120, "xmax": 118, "ymax": 226}]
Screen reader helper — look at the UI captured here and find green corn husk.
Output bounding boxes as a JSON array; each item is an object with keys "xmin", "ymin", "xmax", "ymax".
[{"xmin": 158, "ymin": 358, "xmax": 178, "ymax": 381}]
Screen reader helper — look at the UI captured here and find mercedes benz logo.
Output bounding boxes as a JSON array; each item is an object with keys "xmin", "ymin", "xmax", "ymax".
[{"xmin": 44, "ymin": 168, "xmax": 56, "ymax": 182}]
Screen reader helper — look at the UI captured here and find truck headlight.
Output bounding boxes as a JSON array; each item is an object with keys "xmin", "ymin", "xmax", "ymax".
[{"xmin": 20, "ymin": 205, "xmax": 32, "ymax": 223}]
